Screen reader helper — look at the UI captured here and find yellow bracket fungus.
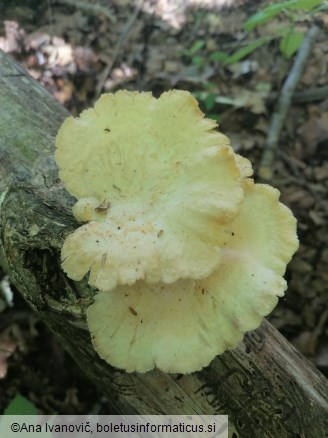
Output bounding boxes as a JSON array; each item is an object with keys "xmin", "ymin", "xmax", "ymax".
[{"xmin": 55, "ymin": 90, "xmax": 298, "ymax": 374}]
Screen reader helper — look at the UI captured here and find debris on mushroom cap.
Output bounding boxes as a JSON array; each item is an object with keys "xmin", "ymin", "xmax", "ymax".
[
  {"xmin": 56, "ymin": 89, "xmax": 298, "ymax": 373},
  {"xmin": 56, "ymin": 90, "xmax": 250, "ymax": 290},
  {"xmin": 87, "ymin": 179, "xmax": 298, "ymax": 373},
  {"xmin": 61, "ymin": 218, "xmax": 224, "ymax": 291}
]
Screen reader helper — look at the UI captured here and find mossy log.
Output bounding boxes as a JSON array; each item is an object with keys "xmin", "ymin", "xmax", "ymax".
[{"xmin": 0, "ymin": 50, "xmax": 327, "ymax": 437}]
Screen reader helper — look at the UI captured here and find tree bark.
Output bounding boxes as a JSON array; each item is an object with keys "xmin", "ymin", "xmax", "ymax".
[{"xmin": 0, "ymin": 50, "xmax": 327, "ymax": 437}]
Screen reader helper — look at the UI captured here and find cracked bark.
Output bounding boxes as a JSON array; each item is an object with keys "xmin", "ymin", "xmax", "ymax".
[{"xmin": 0, "ymin": 50, "xmax": 328, "ymax": 437}]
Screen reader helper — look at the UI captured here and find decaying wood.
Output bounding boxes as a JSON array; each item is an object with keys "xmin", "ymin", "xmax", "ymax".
[{"xmin": 0, "ymin": 50, "xmax": 328, "ymax": 437}]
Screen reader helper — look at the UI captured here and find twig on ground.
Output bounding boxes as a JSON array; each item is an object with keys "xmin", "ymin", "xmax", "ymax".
[
  {"xmin": 54, "ymin": 0, "xmax": 115, "ymax": 23},
  {"xmin": 267, "ymin": 85, "xmax": 328, "ymax": 104},
  {"xmin": 258, "ymin": 25, "xmax": 320, "ymax": 182},
  {"xmin": 47, "ymin": 0, "xmax": 55, "ymax": 24},
  {"xmin": 95, "ymin": 0, "xmax": 144, "ymax": 98}
]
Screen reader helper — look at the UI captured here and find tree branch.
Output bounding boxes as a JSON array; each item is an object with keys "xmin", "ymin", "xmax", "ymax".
[{"xmin": 258, "ymin": 25, "xmax": 320, "ymax": 181}]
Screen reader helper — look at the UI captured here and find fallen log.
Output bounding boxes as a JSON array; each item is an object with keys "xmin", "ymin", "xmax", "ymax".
[{"xmin": 0, "ymin": 49, "xmax": 327, "ymax": 437}]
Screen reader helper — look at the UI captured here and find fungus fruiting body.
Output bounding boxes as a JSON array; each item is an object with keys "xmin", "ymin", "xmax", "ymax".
[{"xmin": 55, "ymin": 90, "xmax": 298, "ymax": 374}]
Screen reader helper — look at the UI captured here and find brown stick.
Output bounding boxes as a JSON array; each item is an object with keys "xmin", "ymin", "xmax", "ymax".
[
  {"xmin": 95, "ymin": 0, "xmax": 144, "ymax": 98},
  {"xmin": 258, "ymin": 25, "xmax": 320, "ymax": 181},
  {"xmin": 267, "ymin": 85, "xmax": 328, "ymax": 104}
]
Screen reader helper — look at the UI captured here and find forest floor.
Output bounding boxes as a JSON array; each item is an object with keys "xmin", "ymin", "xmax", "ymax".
[{"xmin": 0, "ymin": 0, "xmax": 327, "ymax": 414}]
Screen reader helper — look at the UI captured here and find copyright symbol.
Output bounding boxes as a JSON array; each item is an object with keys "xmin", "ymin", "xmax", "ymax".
[{"xmin": 11, "ymin": 423, "xmax": 20, "ymax": 432}]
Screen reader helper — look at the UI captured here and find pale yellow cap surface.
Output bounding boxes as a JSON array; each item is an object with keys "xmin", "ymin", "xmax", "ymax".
[
  {"xmin": 87, "ymin": 181, "xmax": 298, "ymax": 373},
  {"xmin": 56, "ymin": 90, "xmax": 248, "ymax": 290},
  {"xmin": 56, "ymin": 90, "xmax": 298, "ymax": 373}
]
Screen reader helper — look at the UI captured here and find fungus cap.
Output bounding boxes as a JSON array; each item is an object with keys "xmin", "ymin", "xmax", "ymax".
[
  {"xmin": 56, "ymin": 90, "xmax": 298, "ymax": 373},
  {"xmin": 56, "ymin": 90, "xmax": 248, "ymax": 290},
  {"xmin": 87, "ymin": 179, "xmax": 298, "ymax": 373}
]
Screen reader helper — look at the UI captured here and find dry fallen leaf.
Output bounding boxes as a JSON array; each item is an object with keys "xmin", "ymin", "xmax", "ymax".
[
  {"xmin": 0, "ymin": 329, "xmax": 18, "ymax": 379},
  {"xmin": 237, "ymin": 90, "xmax": 267, "ymax": 114},
  {"xmin": 297, "ymin": 111, "xmax": 328, "ymax": 152},
  {"xmin": 0, "ymin": 20, "xmax": 24, "ymax": 53}
]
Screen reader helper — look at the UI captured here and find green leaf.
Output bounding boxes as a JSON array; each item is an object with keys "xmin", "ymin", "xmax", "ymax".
[
  {"xmin": 209, "ymin": 51, "xmax": 229, "ymax": 62},
  {"xmin": 193, "ymin": 91, "xmax": 203, "ymax": 101},
  {"xmin": 208, "ymin": 113, "xmax": 221, "ymax": 122},
  {"xmin": 244, "ymin": 1, "xmax": 298, "ymax": 31},
  {"xmin": 290, "ymin": 0, "xmax": 324, "ymax": 10},
  {"xmin": 280, "ymin": 30, "xmax": 305, "ymax": 58},
  {"xmin": 192, "ymin": 55, "xmax": 205, "ymax": 67},
  {"xmin": 244, "ymin": 0, "xmax": 324, "ymax": 31},
  {"xmin": 223, "ymin": 37, "xmax": 270, "ymax": 65},
  {"xmin": 312, "ymin": 2, "xmax": 328, "ymax": 12},
  {"xmin": 4, "ymin": 394, "xmax": 38, "ymax": 415},
  {"xmin": 255, "ymin": 82, "xmax": 272, "ymax": 93},
  {"xmin": 205, "ymin": 93, "xmax": 216, "ymax": 111},
  {"xmin": 204, "ymin": 81, "xmax": 217, "ymax": 90},
  {"xmin": 189, "ymin": 40, "xmax": 205, "ymax": 55}
]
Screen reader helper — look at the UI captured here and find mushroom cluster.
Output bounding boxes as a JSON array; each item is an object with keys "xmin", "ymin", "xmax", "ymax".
[{"xmin": 55, "ymin": 90, "xmax": 298, "ymax": 373}]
